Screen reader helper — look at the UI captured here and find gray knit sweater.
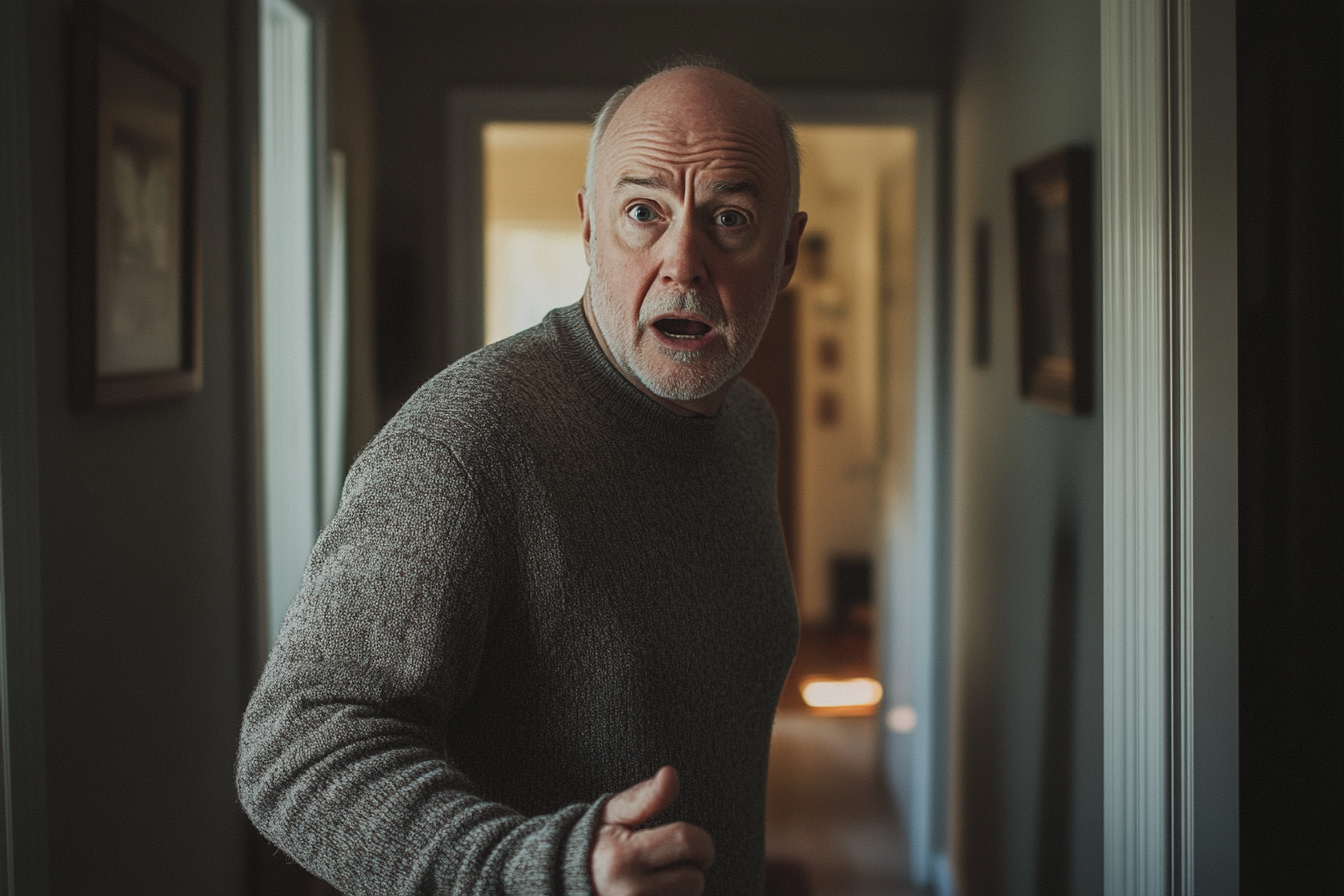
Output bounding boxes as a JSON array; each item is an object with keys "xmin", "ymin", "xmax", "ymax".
[{"xmin": 236, "ymin": 303, "xmax": 798, "ymax": 895}]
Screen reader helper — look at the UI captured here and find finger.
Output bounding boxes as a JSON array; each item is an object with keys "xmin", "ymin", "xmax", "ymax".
[
  {"xmin": 602, "ymin": 766, "xmax": 679, "ymax": 827},
  {"xmin": 627, "ymin": 821, "xmax": 715, "ymax": 872}
]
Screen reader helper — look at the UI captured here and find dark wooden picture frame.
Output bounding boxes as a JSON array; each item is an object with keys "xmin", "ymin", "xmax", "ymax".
[
  {"xmin": 1013, "ymin": 145, "xmax": 1093, "ymax": 415},
  {"xmin": 70, "ymin": 1, "xmax": 202, "ymax": 408}
]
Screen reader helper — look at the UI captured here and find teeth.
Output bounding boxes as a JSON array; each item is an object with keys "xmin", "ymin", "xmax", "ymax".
[{"xmin": 655, "ymin": 318, "xmax": 711, "ymax": 339}]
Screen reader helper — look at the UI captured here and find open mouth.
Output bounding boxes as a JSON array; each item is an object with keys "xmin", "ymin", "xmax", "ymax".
[{"xmin": 653, "ymin": 318, "xmax": 712, "ymax": 340}]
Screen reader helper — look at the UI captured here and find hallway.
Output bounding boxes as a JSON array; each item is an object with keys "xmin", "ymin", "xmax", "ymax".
[
  {"xmin": 765, "ymin": 627, "xmax": 929, "ymax": 896},
  {"xmin": 767, "ymin": 714, "xmax": 928, "ymax": 896}
]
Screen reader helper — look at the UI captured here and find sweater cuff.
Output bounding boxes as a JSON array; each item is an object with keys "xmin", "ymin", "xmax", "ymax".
[{"xmin": 562, "ymin": 795, "xmax": 611, "ymax": 895}]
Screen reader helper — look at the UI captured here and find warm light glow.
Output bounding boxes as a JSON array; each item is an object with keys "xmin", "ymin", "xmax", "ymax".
[
  {"xmin": 886, "ymin": 705, "xmax": 918, "ymax": 734},
  {"xmin": 800, "ymin": 676, "xmax": 884, "ymax": 709}
]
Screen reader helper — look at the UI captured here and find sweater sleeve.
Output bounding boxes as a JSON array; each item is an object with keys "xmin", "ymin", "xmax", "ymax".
[{"xmin": 236, "ymin": 429, "xmax": 603, "ymax": 895}]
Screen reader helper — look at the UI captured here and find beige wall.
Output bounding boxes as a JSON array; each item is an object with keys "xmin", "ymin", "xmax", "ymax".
[
  {"xmin": 483, "ymin": 123, "xmax": 590, "ymax": 343},
  {"xmin": 947, "ymin": 0, "xmax": 1102, "ymax": 893},
  {"xmin": 792, "ymin": 126, "xmax": 917, "ymax": 626}
]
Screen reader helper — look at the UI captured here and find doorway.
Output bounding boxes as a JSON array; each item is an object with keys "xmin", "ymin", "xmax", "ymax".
[
  {"xmin": 481, "ymin": 121, "xmax": 591, "ymax": 343},
  {"xmin": 457, "ymin": 89, "xmax": 946, "ymax": 892},
  {"xmin": 755, "ymin": 123, "xmax": 926, "ymax": 896}
]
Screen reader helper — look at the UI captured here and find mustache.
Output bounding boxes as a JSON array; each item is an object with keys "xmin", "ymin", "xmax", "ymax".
[{"xmin": 637, "ymin": 289, "xmax": 728, "ymax": 331}]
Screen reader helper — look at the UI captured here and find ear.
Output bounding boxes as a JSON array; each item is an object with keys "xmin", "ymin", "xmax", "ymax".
[
  {"xmin": 775, "ymin": 211, "xmax": 808, "ymax": 292},
  {"xmin": 578, "ymin": 189, "xmax": 593, "ymax": 266}
]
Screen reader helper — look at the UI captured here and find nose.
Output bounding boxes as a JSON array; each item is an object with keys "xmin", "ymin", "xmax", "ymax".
[{"xmin": 659, "ymin": 212, "xmax": 707, "ymax": 290}]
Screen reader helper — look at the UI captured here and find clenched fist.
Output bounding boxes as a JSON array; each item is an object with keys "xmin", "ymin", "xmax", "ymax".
[{"xmin": 590, "ymin": 766, "xmax": 715, "ymax": 896}]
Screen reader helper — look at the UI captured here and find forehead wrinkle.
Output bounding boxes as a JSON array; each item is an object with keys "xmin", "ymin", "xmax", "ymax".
[
  {"xmin": 611, "ymin": 137, "xmax": 779, "ymax": 163},
  {"xmin": 610, "ymin": 172, "xmax": 762, "ymax": 206},
  {"xmin": 614, "ymin": 126, "xmax": 783, "ymax": 162},
  {"xmin": 603, "ymin": 142, "xmax": 782, "ymax": 186},
  {"xmin": 595, "ymin": 92, "xmax": 791, "ymax": 206},
  {"xmin": 603, "ymin": 121, "xmax": 786, "ymax": 173}
]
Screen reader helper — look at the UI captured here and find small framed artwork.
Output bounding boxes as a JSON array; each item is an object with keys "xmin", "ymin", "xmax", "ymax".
[
  {"xmin": 1013, "ymin": 145, "xmax": 1093, "ymax": 414},
  {"xmin": 70, "ymin": 1, "xmax": 202, "ymax": 408}
]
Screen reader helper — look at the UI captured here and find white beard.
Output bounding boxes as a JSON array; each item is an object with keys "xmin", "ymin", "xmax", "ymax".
[{"xmin": 587, "ymin": 255, "xmax": 782, "ymax": 402}]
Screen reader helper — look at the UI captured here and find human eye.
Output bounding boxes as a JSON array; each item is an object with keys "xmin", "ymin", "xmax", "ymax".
[
  {"xmin": 715, "ymin": 209, "xmax": 749, "ymax": 228},
  {"xmin": 626, "ymin": 203, "xmax": 659, "ymax": 223}
]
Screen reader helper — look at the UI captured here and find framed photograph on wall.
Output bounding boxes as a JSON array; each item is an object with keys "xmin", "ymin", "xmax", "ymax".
[
  {"xmin": 1013, "ymin": 145, "xmax": 1093, "ymax": 415},
  {"xmin": 70, "ymin": 1, "xmax": 202, "ymax": 408}
]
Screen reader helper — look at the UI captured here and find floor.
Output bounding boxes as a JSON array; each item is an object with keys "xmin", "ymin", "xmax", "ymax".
[{"xmin": 764, "ymin": 627, "xmax": 929, "ymax": 896}]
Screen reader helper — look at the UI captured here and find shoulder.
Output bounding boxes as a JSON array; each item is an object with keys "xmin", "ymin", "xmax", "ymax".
[
  {"xmin": 381, "ymin": 321, "xmax": 567, "ymax": 451},
  {"xmin": 714, "ymin": 378, "xmax": 780, "ymax": 472},
  {"xmin": 723, "ymin": 378, "xmax": 779, "ymax": 443}
]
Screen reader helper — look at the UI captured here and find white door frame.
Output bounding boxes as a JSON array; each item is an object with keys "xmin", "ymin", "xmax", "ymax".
[
  {"xmin": 257, "ymin": 0, "xmax": 334, "ymax": 646},
  {"xmin": 1101, "ymin": 0, "xmax": 1239, "ymax": 893}
]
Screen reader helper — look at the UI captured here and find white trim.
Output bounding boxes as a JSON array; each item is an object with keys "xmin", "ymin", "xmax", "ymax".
[
  {"xmin": 1101, "ymin": 0, "xmax": 1238, "ymax": 893},
  {"xmin": 259, "ymin": 0, "xmax": 321, "ymax": 643},
  {"xmin": 320, "ymin": 150, "xmax": 349, "ymax": 524}
]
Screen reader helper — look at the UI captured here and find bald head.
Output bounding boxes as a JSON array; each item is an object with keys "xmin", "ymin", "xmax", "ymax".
[
  {"xmin": 585, "ymin": 65, "xmax": 800, "ymax": 221},
  {"xmin": 576, "ymin": 62, "xmax": 809, "ymax": 417}
]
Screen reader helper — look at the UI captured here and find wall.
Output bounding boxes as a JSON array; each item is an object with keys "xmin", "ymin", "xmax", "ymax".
[
  {"xmin": 24, "ymin": 0, "xmax": 249, "ymax": 891},
  {"xmin": 360, "ymin": 0, "xmax": 957, "ymax": 417},
  {"xmin": 2, "ymin": 0, "xmax": 48, "ymax": 888},
  {"xmin": 946, "ymin": 0, "xmax": 1102, "ymax": 894},
  {"xmin": 330, "ymin": 0, "xmax": 380, "ymax": 461}
]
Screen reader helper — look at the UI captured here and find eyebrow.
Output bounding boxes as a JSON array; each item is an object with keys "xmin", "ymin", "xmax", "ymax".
[
  {"xmin": 614, "ymin": 176, "xmax": 762, "ymax": 198},
  {"xmin": 615, "ymin": 176, "xmax": 672, "ymax": 191},
  {"xmin": 711, "ymin": 180, "xmax": 761, "ymax": 198}
]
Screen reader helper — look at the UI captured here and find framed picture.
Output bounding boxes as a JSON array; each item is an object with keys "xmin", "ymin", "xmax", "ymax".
[
  {"xmin": 70, "ymin": 1, "xmax": 202, "ymax": 408},
  {"xmin": 1013, "ymin": 145, "xmax": 1093, "ymax": 415}
]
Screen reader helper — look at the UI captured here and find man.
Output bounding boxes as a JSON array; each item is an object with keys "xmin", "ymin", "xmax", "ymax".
[{"xmin": 237, "ymin": 63, "xmax": 808, "ymax": 896}]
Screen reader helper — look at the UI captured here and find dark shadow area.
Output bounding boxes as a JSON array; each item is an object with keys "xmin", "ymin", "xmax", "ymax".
[
  {"xmin": 1238, "ymin": 2, "xmax": 1344, "ymax": 892},
  {"xmin": 249, "ymin": 827, "xmax": 341, "ymax": 896},
  {"xmin": 954, "ymin": 663, "xmax": 1006, "ymax": 895},
  {"xmin": 1034, "ymin": 508, "xmax": 1077, "ymax": 895},
  {"xmin": 374, "ymin": 242, "xmax": 424, "ymax": 409},
  {"xmin": 741, "ymin": 287, "xmax": 799, "ymax": 565},
  {"xmin": 971, "ymin": 219, "xmax": 991, "ymax": 368},
  {"xmin": 765, "ymin": 857, "xmax": 815, "ymax": 896}
]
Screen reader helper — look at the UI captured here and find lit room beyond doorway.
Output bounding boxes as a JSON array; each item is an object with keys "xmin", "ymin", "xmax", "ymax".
[{"xmin": 482, "ymin": 120, "xmax": 924, "ymax": 896}]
